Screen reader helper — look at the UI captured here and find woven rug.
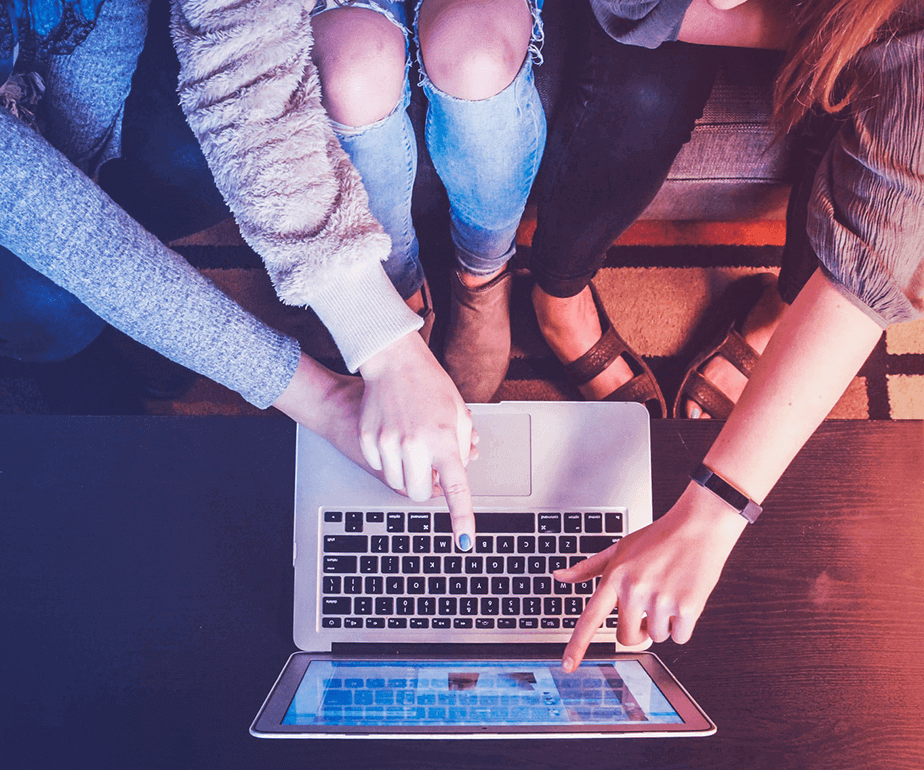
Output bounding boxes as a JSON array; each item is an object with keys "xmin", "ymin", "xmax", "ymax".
[{"xmin": 135, "ymin": 218, "xmax": 923, "ymax": 420}]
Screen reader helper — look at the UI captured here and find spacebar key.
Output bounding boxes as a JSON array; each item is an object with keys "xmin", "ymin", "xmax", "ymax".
[{"xmin": 434, "ymin": 513, "xmax": 535, "ymax": 533}]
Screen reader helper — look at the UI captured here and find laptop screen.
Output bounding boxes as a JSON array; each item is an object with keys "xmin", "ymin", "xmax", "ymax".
[{"xmin": 281, "ymin": 658, "xmax": 682, "ymax": 727}]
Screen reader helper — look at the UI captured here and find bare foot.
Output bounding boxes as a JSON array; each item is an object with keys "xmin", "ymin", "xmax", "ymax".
[
  {"xmin": 458, "ymin": 266, "xmax": 504, "ymax": 290},
  {"xmin": 405, "ymin": 288, "xmax": 425, "ymax": 314},
  {"xmin": 684, "ymin": 278, "xmax": 787, "ymax": 418},
  {"xmin": 532, "ymin": 283, "xmax": 635, "ymax": 400}
]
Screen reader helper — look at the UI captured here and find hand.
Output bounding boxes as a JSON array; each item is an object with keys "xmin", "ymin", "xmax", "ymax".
[
  {"xmin": 358, "ymin": 331, "xmax": 477, "ymax": 550},
  {"xmin": 555, "ymin": 483, "xmax": 747, "ymax": 671}
]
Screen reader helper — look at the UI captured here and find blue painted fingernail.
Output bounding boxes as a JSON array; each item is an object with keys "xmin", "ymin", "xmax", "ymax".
[{"xmin": 459, "ymin": 533, "xmax": 472, "ymax": 552}]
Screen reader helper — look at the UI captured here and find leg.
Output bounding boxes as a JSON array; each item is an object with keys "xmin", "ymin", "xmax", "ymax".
[
  {"xmin": 417, "ymin": 0, "xmax": 546, "ymax": 400},
  {"xmin": 311, "ymin": 2, "xmax": 426, "ymax": 306},
  {"xmin": 529, "ymin": 11, "xmax": 720, "ymax": 403}
]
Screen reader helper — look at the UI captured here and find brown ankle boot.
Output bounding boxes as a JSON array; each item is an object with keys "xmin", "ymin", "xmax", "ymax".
[{"xmin": 443, "ymin": 268, "xmax": 513, "ymax": 402}]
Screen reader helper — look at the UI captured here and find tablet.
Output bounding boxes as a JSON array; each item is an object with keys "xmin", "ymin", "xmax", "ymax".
[{"xmin": 251, "ymin": 652, "xmax": 716, "ymax": 738}]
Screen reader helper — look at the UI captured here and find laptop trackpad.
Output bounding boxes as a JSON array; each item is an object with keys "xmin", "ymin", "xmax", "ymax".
[{"xmin": 468, "ymin": 413, "xmax": 531, "ymax": 497}]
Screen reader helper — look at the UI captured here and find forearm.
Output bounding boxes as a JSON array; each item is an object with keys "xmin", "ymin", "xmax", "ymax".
[
  {"xmin": 678, "ymin": 0, "xmax": 795, "ymax": 49},
  {"xmin": 702, "ymin": 269, "xmax": 884, "ymax": 508}
]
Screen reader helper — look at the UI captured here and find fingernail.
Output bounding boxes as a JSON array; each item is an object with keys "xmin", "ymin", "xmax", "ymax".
[
  {"xmin": 459, "ymin": 533, "xmax": 472, "ymax": 552},
  {"xmin": 689, "ymin": 405, "xmax": 702, "ymax": 419},
  {"xmin": 562, "ymin": 657, "xmax": 575, "ymax": 673}
]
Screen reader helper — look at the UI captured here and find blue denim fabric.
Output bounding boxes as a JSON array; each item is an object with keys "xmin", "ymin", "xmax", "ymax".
[
  {"xmin": 314, "ymin": 0, "xmax": 546, "ymax": 292},
  {"xmin": 0, "ymin": 0, "xmax": 148, "ymax": 361}
]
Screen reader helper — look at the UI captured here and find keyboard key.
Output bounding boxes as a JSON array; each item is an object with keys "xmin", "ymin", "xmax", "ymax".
[
  {"xmin": 473, "ymin": 513, "xmax": 536, "ymax": 533},
  {"xmin": 543, "ymin": 597, "xmax": 562, "ymax": 615},
  {"xmin": 605, "ymin": 512, "xmax": 624, "ymax": 533},
  {"xmin": 523, "ymin": 597, "xmax": 541, "ymax": 615},
  {"xmin": 575, "ymin": 580, "xmax": 594, "ymax": 594},
  {"xmin": 423, "ymin": 556, "xmax": 441, "ymax": 573},
  {"xmin": 407, "ymin": 576, "xmax": 426, "ymax": 594},
  {"xmin": 512, "ymin": 577, "xmax": 531, "ymax": 594},
  {"xmin": 381, "ymin": 556, "xmax": 400, "ymax": 573},
  {"xmin": 323, "ymin": 576, "xmax": 341, "ymax": 594},
  {"xmin": 324, "ymin": 511, "xmax": 343, "ymax": 524},
  {"xmin": 344, "ymin": 617, "xmax": 362, "ymax": 628},
  {"xmin": 516, "ymin": 536, "xmax": 536, "ymax": 553},
  {"xmin": 386, "ymin": 512, "xmax": 405, "ymax": 532},
  {"xmin": 408, "ymin": 513, "xmax": 431, "ymax": 532},
  {"xmin": 465, "ymin": 556, "xmax": 483, "ymax": 574},
  {"xmin": 412, "ymin": 536, "xmax": 431, "ymax": 554},
  {"xmin": 375, "ymin": 597, "xmax": 393, "ymax": 615},
  {"xmin": 418, "ymin": 597, "xmax": 436, "ymax": 615},
  {"xmin": 391, "ymin": 535, "xmax": 410, "ymax": 553},
  {"xmin": 354, "ymin": 597, "xmax": 372, "ymax": 615},
  {"xmin": 432, "ymin": 617, "xmax": 451, "ymax": 629},
  {"xmin": 344, "ymin": 575, "xmax": 363, "ymax": 594},
  {"xmin": 549, "ymin": 556, "xmax": 568, "ymax": 571},
  {"xmin": 519, "ymin": 618, "xmax": 538, "ymax": 629},
  {"xmin": 449, "ymin": 577, "xmax": 468, "ymax": 595},
  {"xmin": 498, "ymin": 618, "xmax": 516, "ymax": 629},
  {"xmin": 322, "ymin": 597, "xmax": 351, "ymax": 614},
  {"xmin": 507, "ymin": 556, "xmax": 526, "ymax": 574},
  {"xmin": 580, "ymin": 535, "xmax": 621, "ymax": 554},
  {"xmin": 528, "ymin": 556, "xmax": 546, "ymax": 574},
  {"xmin": 491, "ymin": 577, "xmax": 510, "ymax": 594},
  {"xmin": 554, "ymin": 580, "xmax": 572, "ymax": 595},
  {"xmin": 533, "ymin": 577, "xmax": 552, "ymax": 595},
  {"xmin": 428, "ymin": 577, "xmax": 447, "ymax": 594},
  {"xmin": 538, "ymin": 536, "xmax": 557, "ymax": 553},
  {"xmin": 559, "ymin": 536, "xmax": 578, "ymax": 553},
  {"xmin": 454, "ymin": 618, "xmax": 473, "ymax": 629},
  {"xmin": 470, "ymin": 577, "xmax": 489, "ymax": 594},
  {"xmin": 360, "ymin": 556, "xmax": 378, "ymax": 574},
  {"xmin": 537, "ymin": 513, "xmax": 561, "ymax": 533},
  {"xmin": 410, "ymin": 618, "xmax": 429, "ymax": 629},
  {"xmin": 480, "ymin": 597, "xmax": 499, "ymax": 615},
  {"xmin": 502, "ymin": 597, "xmax": 520, "ymax": 615},
  {"xmin": 388, "ymin": 618, "xmax": 408, "ymax": 629},
  {"xmin": 541, "ymin": 618, "xmax": 561, "ymax": 629},
  {"xmin": 324, "ymin": 535, "xmax": 368, "ymax": 553},
  {"xmin": 476, "ymin": 618, "xmax": 495, "ymax": 629},
  {"xmin": 367, "ymin": 511, "xmax": 384, "ymax": 523},
  {"xmin": 496, "ymin": 536, "xmax": 515, "ymax": 553},
  {"xmin": 460, "ymin": 597, "xmax": 478, "ymax": 616},
  {"xmin": 323, "ymin": 555, "xmax": 357, "ymax": 573},
  {"xmin": 396, "ymin": 597, "xmax": 414, "ymax": 615},
  {"xmin": 371, "ymin": 536, "xmax": 389, "ymax": 553},
  {"xmin": 385, "ymin": 576, "xmax": 404, "ymax": 594},
  {"xmin": 486, "ymin": 556, "xmax": 505, "ymax": 574},
  {"xmin": 401, "ymin": 556, "xmax": 421, "ymax": 573},
  {"xmin": 345, "ymin": 512, "xmax": 363, "ymax": 532},
  {"xmin": 439, "ymin": 598, "xmax": 457, "ymax": 615},
  {"xmin": 444, "ymin": 557, "xmax": 463, "ymax": 574},
  {"xmin": 565, "ymin": 597, "xmax": 583, "ymax": 615},
  {"xmin": 434, "ymin": 536, "xmax": 453, "ymax": 553},
  {"xmin": 322, "ymin": 617, "xmax": 342, "ymax": 628},
  {"xmin": 584, "ymin": 513, "xmax": 603, "ymax": 533},
  {"xmin": 562, "ymin": 618, "xmax": 577, "ymax": 628},
  {"xmin": 475, "ymin": 536, "xmax": 493, "ymax": 553},
  {"xmin": 365, "ymin": 617, "xmax": 385, "ymax": 628},
  {"xmin": 564, "ymin": 513, "xmax": 582, "ymax": 533},
  {"xmin": 569, "ymin": 556, "xmax": 585, "ymax": 568},
  {"xmin": 364, "ymin": 576, "xmax": 383, "ymax": 595}
]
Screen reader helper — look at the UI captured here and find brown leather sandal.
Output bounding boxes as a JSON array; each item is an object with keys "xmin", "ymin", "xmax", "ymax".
[
  {"xmin": 562, "ymin": 283, "xmax": 667, "ymax": 418},
  {"xmin": 673, "ymin": 273, "xmax": 778, "ymax": 419}
]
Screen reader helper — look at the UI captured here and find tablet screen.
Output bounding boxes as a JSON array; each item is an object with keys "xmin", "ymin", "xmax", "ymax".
[{"xmin": 281, "ymin": 659, "xmax": 682, "ymax": 727}]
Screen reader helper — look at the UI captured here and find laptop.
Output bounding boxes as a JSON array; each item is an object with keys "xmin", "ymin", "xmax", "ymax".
[{"xmin": 252, "ymin": 401, "xmax": 715, "ymax": 738}]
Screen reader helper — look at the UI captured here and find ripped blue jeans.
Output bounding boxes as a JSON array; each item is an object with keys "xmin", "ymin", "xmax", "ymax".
[{"xmin": 313, "ymin": 0, "xmax": 546, "ymax": 299}]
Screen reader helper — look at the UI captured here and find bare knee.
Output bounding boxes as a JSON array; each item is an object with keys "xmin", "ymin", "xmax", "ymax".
[
  {"xmin": 418, "ymin": 0, "xmax": 532, "ymax": 101},
  {"xmin": 311, "ymin": 8, "xmax": 406, "ymax": 127}
]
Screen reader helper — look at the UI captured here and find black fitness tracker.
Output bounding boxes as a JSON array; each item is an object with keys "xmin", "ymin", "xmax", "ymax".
[{"xmin": 690, "ymin": 463, "xmax": 763, "ymax": 524}]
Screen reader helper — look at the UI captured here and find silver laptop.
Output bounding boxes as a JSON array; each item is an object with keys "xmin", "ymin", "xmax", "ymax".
[{"xmin": 252, "ymin": 401, "xmax": 716, "ymax": 738}]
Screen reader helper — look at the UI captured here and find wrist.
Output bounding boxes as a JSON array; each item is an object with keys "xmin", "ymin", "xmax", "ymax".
[
  {"xmin": 272, "ymin": 353, "xmax": 341, "ymax": 433},
  {"xmin": 672, "ymin": 482, "xmax": 750, "ymax": 544},
  {"xmin": 358, "ymin": 331, "xmax": 425, "ymax": 381}
]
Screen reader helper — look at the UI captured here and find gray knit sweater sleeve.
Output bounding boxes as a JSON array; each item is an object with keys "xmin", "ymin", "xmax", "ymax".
[
  {"xmin": 590, "ymin": 0, "xmax": 694, "ymax": 48},
  {"xmin": 0, "ymin": 109, "xmax": 300, "ymax": 409},
  {"xmin": 170, "ymin": 0, "xmax": 421, "ymax": 372}
]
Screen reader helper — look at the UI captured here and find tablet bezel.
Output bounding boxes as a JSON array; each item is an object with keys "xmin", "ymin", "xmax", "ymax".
[{"xmin": 250, "ymin": 651, "xmax": 716, "ymax": 739}]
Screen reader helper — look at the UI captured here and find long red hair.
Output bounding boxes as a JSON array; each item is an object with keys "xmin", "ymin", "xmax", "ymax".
[{"xmin": 773, "ymin": 0, "xmax": 915, "ymax": 131}]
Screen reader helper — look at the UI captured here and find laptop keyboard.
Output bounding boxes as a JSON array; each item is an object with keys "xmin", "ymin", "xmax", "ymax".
[{"xmin": 319, "ymin": 510, "xmax": 623, "ymax": 632}]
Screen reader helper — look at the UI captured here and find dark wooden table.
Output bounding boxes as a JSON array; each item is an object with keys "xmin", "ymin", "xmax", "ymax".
[{"xmin": 1, "ymin": 416, "xmax": 922, "ymax": 769}]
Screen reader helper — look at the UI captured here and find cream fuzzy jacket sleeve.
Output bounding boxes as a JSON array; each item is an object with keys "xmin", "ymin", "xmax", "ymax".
[{"xmin": 170, "ymin": 0, "xmax": 421, "ymax": 371}]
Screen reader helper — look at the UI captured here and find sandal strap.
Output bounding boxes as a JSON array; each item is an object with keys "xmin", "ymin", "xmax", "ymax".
[
  {"xmin": 717, "ymin": 329, "xmax": 761, "ymax": 378},
  {"xmin": 603, "ymin": 373, "xmax": 662, "ymax": 408},
  {"xmin": 684, "ymin": 370, "xmax": 736, "ymax": 420},
  {"xmin": 562, "ymin": 324, "xmax": 626, "ymax": 388}
]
